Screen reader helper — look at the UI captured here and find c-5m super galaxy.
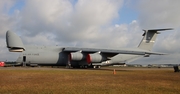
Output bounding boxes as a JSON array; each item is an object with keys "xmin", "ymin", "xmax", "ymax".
[{"xmin": 6, "ymin": 28, "xmax": 172, "ymax": 68}]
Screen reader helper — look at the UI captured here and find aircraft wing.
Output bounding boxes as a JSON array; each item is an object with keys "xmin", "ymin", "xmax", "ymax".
[{"xmin": 63, "ymin": 47, "xmax": 166, "ymax": 56}]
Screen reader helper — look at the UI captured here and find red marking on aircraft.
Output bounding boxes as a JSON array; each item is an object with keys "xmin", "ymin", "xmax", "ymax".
[
  {"xmin": 86, "ymin": 54, "xmax": 91, "ymax": 64},
  {"xmin": 0, "ymin": 62, "xmax": 5, "ymax": 67}
]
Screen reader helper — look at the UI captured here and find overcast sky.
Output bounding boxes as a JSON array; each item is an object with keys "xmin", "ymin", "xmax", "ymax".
[{"xmin": 0, "ymin": 0, "xmax": 179, "ymax": 64}]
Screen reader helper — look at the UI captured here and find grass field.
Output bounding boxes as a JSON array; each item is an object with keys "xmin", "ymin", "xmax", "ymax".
[{"xmin": 0, "ymin": 67, "xmax": 180, "ymax": 94}]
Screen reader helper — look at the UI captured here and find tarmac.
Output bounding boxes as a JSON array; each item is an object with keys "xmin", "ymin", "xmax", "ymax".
[{"xmin": 0, "ymin": 66, "xmax": 174, "ymax": 71}]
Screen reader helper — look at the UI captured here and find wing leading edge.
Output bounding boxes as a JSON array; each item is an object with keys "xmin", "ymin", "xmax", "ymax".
[{"xmin": 63, "ymin": 47, "xmax": 166, "ymax": 56}]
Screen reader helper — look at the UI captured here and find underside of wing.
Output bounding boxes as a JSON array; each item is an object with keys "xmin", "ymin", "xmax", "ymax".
[
  {"xmin": 63, "ymin": 47, "xmax": 147, "ymax": 59},
  {"xmin": 63, "ymin": 47, "xmax": 166, "ymax": 56}
]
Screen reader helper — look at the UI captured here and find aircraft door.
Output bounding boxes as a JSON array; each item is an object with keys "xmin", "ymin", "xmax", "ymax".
[
  {"xmin": 23, "ymin": 56, "xmax": 26, "ymax": 66},
  {"xmin": 23, "ymin": 56, "xmax": 26, "ymax": 62}
]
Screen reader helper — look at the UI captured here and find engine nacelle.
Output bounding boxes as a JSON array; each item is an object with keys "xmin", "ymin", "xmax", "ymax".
[
  {"xmin": 87, "ymin": 53, "xmax": 106, "ymax": 64},
  {"xmin": 69, "ymin": 52, "xmax": 85, "ymax": 61}
]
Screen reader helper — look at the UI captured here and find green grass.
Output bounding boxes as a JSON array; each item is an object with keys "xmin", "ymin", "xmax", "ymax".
[{"xmin": 0, "ymin": 68, "xmax": 179, "ymax": 94}]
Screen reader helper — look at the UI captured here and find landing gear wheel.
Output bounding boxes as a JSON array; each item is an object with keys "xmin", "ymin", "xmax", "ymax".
[
  {"xmin": 93, "ymin": 66, "xmax": 96, "ymax": 69},
  {"xmin": 97, "ymin": 66, "xmax": 101, "ymax": 69},
  {"xmin": 84, "ymin": 66, "xmax": 88, "ymax": 69}
]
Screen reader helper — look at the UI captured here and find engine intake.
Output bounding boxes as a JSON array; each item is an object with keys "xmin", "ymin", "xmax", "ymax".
[
  {"xmin": 87, "ymin": 53, "xmax": 106, "ymax": 64},
  {"xmin": 69, "ymin": 52, "xmax": 85, "ymax": 61}
]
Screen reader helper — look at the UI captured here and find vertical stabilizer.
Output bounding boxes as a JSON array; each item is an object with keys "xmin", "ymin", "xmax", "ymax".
[
  {"xmin": 6, "ymin": 30, "xmax": 25, "ymax": 52},
  {"xmin": 138, "ymin": 28, "xmax": 172, "ymax": 51}
]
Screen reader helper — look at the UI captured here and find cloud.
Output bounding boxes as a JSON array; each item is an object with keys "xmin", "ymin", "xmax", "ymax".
[
  {"xmin": 21, "ymin": 32, "xmax": 57, "ymax": 46},
  {"xmin": 0, "ymin": 0, "xmax": 125, "ymax": 61},
  {"xmin": 16, "ymin": 0, "xmax": 73, "ymax": 36},
  {"xmin": 137, "ymin": 0, "xmax": 180, "ymax": 28},
  {"xmin": 136, "ymin": 0, "xmax": 180, "ymax": 53},
  {"xmin": 131, "ymin": 0, "xmax": 180, "ymax": 64},
  {"xmin": 0, "ymin": 38, "xmax": 19, "ymax": 61},
  {"xmin": 0, "ymin": 0, "xmax": 179, "ymax": 65},
  {"xmin": 18, "ymin": 0, "xmax": 124, "ymax": 46},
  {"xmin": 0, "ymin": 1, "xmax": 16, "ymax": 38},
  {"xmin": 54, "ymin": 0, "xmax": 123, "ymax": 44}
]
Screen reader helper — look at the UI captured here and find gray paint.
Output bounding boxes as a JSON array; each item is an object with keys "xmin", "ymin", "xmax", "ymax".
[
  {"xmin": 138, "ymin": 28, "xmax": 173, "ymax": 51},
  {"xmin": 6, "ymin": 31, "xmax": 25, "ymax": 52},
  {"xmin": 6, "ymin": 29, "xmax": 172, "ymax": 68}
]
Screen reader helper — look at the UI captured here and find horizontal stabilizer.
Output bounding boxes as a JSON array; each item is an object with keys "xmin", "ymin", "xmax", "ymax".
[
  {"xmin": 145, "ymin": 51, "xmax": 167, "ymax": 55},
  {"xmin": 144, "ymin": 28, "xmax": 173, "ymax": 32}
]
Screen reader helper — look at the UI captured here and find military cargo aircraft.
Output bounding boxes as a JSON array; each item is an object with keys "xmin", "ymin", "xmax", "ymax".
[{"xmin": 6, "ymin": 29, "xmax": 172, "ymax": 68}]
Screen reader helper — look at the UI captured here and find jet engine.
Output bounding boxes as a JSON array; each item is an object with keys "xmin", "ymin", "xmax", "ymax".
[
  {"xmin": 69, "ymin": 52, "xmax": 85, "ymax": 61},
  {"xmin": 87, "ymin": 53, "xmax": 106, "ymax": 64}
]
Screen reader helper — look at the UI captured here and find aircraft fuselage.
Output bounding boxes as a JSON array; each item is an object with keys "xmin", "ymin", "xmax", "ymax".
[
  {"xmin": 17, "ymin": 46, "xmax": 68, "ymax": 66},
  {"xmin": 6, "ymin": 29, "xmax": 172, "ymax": 68}
]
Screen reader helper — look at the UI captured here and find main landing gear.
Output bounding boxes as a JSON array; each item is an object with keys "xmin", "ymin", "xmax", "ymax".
[
  {"xmin": 80, "ymin": 65, "xmax": 88, "ymax": 69},
  {"xmin": 93, "ymin": 65, "xmax": 101, "ymax": 69}
]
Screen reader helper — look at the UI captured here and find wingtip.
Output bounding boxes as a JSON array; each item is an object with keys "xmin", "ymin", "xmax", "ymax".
[{"xmin": 164, "ymin": 28, "xmax": 174, "ymax": 30}]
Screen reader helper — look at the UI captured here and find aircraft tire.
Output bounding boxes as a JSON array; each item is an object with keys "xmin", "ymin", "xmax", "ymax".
[
  {"xmin": 97, "ymin": 66, "xmax": 101, "ymax": 69},
  {"xmin": 84, "ymin": 65, "xmax": 88, "ymax": 69},
  {"xmin": 93, "ymin": 66, "xmax": 96, "ymax": 69}
]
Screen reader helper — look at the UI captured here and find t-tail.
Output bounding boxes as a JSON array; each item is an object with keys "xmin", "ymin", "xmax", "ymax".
[
  {"xmin": 138, "ymin": 28, "xmax": 173, "ymax": 51},
  {"xmin": 6, "ymin": 30, "xmax": 25, "ymax": 52}
]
